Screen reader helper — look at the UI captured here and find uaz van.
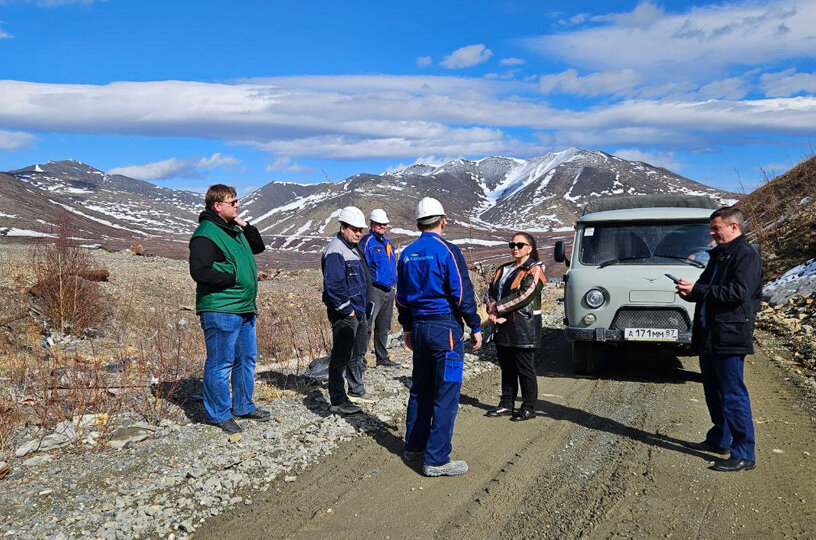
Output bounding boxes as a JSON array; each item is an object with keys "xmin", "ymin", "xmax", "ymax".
[{"xmin": 554, "ymin": 195, "xmax": 719, "ymax": 374}]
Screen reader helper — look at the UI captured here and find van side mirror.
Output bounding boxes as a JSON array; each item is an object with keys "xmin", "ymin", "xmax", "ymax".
[{"xmin": 554, "ymin": 241, "xmax": 568, "ymax": 265}]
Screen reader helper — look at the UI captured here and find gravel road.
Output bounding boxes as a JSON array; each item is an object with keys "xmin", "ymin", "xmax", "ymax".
[{"xmin": 199, "ymin": 326, "xmax": 816, "ymax": 539}]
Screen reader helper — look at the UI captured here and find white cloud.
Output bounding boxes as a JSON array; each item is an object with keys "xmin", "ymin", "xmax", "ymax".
[
  {"xmin": 613, "ymin": 148, "xmax": 682, "ymax": 171},
  {"xmin": 265, "ymin": 156, "xmax": 311, "ymax": 173},
  {"xmin": 484, "ymin": 69, "xmax": 520, "ymax": 81},
  {"xmin": 539, "ymin": 69, "xmax": 642, "ymax": 97},
  {"xmin": 761, "ymin": 68, "xmax": 816, "ymax": 97},
  {"xmin": 1, "ymin": 77, "xmax": 816, "ymax": 161},
  {"xmin": 591, "ymin": 1, "xmax": 665, "ymax": 27},
  {"xmin": 499, "ymin": 57, "xmax": 526, "ymax": 66},
  {"xmin": 416, "ymin": 56, "xmax": 432, "ymax": 68},
  {"xmin": 0, "ymin": 22, "xmax": 11, "ymax": 39},
  {"xmin": 697, "ymin": 77, "xmax": 750, "ymax": 100},
  {"xmin": 440, "ymin": 44, "xmax": 493, "ymax": 69},
  {"xmin": 526, "ymin": 1, "xmax": 816, "ymax": 76},
  {"xmin": 0, "ymin": 129, "xmax": 35, "ymax": 150},
  {"xmin": 108, "ymin": 153, "xmax": 239, "ymax": 180}
]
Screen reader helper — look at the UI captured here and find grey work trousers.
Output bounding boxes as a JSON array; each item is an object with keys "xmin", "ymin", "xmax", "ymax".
[{"xmin": 368, "ymin": 286, "xmax": 395, "ymax": 364}]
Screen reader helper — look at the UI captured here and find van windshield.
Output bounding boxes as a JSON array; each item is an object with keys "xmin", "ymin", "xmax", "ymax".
[{"xmin": 579, "ymin": 222, "xmax": 712, "ymax": 267}]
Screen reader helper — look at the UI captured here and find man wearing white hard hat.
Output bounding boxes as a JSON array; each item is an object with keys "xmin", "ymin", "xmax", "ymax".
[
  {"xmin": 359, "ymin": 208, "xmax": 400, "ymax": 368},
  {"xmin": 396, "ymin": 197, "xmax": 483, "ymax": 477},
  {"xmin": 321, "ymin": 206, "xmax": 378, "ymax": 415}
]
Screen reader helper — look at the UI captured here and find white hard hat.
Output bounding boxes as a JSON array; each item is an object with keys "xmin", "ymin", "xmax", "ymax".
[
  {"xmin": 337, "ymin": 206, "xmax": 366, "ymax": 229},
  {"xmin": 416, "ymin": 197, "xmax": 446, "ymax": 220},
  {"xmin": 369, "ymin": 208, "xmax": 389, "ymax": 224}
]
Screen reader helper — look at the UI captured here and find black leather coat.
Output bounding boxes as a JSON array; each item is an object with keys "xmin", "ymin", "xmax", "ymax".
[{"xmin": 488, "ymin": 258, "xmax": 545, "ymax": 349}]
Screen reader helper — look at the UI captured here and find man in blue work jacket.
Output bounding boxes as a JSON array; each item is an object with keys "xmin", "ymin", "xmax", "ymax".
[
  {"xmin": 396, "ymin": 197, "xmax": 483, "ymax": 477},
  {"xmin": 677, "ymin": 206, "xmax": 762, "ymax": 472},
  {"xmin": 360, "ymin": 208, "xmax": 400, "ymax": 367}
]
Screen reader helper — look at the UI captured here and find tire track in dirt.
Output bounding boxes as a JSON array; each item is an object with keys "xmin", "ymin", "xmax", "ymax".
[{"xmin": 198, "ymin": 328, "xmax": 816, "ymax": 539}]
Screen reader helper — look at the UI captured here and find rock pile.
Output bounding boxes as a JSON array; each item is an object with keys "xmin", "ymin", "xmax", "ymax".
[{"xmin": 756, "ymin": 294, "xmax": 816, "ymax": 371}]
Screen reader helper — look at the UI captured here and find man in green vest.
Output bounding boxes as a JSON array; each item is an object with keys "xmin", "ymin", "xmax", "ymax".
[{"xmin": 189, "ymin": 184, "xmax": 268, "ymax": 434}]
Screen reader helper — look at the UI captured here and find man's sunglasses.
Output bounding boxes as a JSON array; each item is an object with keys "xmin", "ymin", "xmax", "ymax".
[
  {"xmin": 508, "ymin": 242, "xmax": 528, "ymax": 249},
  {"xmin": 219, "ymin": 199, "xmax": 239, "ymax": 207}
]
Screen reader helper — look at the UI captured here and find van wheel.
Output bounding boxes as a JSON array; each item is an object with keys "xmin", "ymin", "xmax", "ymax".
[{"xmin": 573, "ymin": 342, "xmax": 604, "ymax": 375}]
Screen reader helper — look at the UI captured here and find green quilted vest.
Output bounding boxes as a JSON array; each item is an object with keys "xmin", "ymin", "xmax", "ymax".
[{"xmin": 191, "ymin": 219, "xmax": 258, "ymax": 314}]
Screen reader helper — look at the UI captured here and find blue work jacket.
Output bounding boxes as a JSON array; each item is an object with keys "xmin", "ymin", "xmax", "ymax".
[
  {"xmin": 396, "ymin": 231, "xmax": 481, "ymax": 333},
  {"xmin": 360, "ymin": 231, "xmax": 397, "ymax": 290}
]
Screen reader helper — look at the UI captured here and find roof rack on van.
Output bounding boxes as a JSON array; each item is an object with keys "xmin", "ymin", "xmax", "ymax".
[{"xmin": 582, "ymin": 195, "xmax": 720, "ymax": 216}]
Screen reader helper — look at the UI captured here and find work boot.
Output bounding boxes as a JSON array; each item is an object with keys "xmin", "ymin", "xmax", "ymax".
[
  {"xmin": 403, "ymin": 449, "xmax": 424, "ymax": 462},
  {"xmin": 423, "ymin": 460, "xmax": 468, "ymax": 477},
  {"xmin": 236, "ymin": 408, "xmax": 271, "ymax": 422},
  {"xmin": 212, "ymin": 418, "xmax": 242, "ymax": 435},
  {"xmin": 329, "ymin": 402, "xmax": 362, "ymax": 415},
  {"xmin": 376, "ymin": 359, "xmax": 402, "ymax": 368},
  {"xmin": 348, "ymin": 392, "xmax": 379, "ymax": 404}
]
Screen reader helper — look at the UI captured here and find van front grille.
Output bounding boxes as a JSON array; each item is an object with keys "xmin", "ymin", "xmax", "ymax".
[{"xmin": 611, "ymin": 309, "xmax": 690, "ymax": 331}]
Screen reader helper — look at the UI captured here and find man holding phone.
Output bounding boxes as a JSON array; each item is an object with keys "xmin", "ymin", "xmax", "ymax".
[{"xmin": 676, "ymin": 206, "xmax": 762, "ymax": 472}]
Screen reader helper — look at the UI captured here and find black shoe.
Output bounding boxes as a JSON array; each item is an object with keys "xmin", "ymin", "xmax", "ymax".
[
  {"xmin": 510, "ymin": 409, "xmax": 536, "ymax": 422},
  {"xmin": 213, "ymin": 418, "xmax": 242, "ymax": 434},
  {"xmin": 237, "ymin": 408, "xmax": 271, "ymax": 422},
  {"xmin": 329, "ymin": 402, "xmax": 362, "ymax": 415},
  {"xmin": 711, "ymin": 456, "xmax": 756, "ymax": 472},
  {"xmin": 683, "ymin": 440, "xmax": 730, "ymax": 456},
  {"xmin": 376, "ymin": 358, "xmax": 401, "ymax": 367},
  {"xmin": 485, "ymin": 406, "xmax": 513, "ymax": 418}
]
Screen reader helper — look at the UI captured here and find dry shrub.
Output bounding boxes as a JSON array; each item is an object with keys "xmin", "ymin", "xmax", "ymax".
[
  {"xmin": 31, "ymin": 213, "xmax": 108, "ymax": 334},
  {"xmin": 130, "ymin": 308, "xmax": 203, "ymax": 424},
  {"xmin": 256, "ymin": 303, "xmax": 332, "ymax": 372}
]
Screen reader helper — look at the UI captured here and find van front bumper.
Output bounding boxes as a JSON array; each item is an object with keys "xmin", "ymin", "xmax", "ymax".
[{"xmin": 565, "ymin": 326, "xmax": 693, "ymax": 344}]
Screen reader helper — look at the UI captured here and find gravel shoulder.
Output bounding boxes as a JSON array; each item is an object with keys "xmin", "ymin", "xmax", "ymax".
[{"xmin": 198, "ymin": 328, "xmax": 816, "ymax": 540}]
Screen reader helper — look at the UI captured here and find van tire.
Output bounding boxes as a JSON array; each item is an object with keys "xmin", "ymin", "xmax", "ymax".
[{"xmin": 573, "ymin": 342, "xmax": 603, "ymax": 375}]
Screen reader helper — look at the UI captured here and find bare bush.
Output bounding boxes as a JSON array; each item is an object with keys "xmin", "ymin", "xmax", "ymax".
[{"xmin": 31, "ymin": 213, "xmax": 109, "ymax": 334}]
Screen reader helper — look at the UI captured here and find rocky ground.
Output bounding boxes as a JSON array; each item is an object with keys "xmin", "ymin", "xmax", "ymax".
[
  {"xmin": 0, "ymin": 240, "xmax": 508, "ymax": 540},
  {"xmin": 2, "ymin": 237, "xmax": 816, "ymax": 539},
  {"xmin": 0, "ymin": 332, "xmax": 504, "ymax": 539}
]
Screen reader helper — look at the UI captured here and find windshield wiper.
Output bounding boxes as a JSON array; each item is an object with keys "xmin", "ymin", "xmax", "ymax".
[
  {"xmin": 652, "ymin": 253, "xmax": 705, "ymax": 268},
  {"xmin": 598, "ymin": 255, "xmax": 652, "ymax": 268}
]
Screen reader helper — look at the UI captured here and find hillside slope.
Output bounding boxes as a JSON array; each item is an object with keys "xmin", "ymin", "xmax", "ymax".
[{"xmin": 740, "ymin": 155, "xmax": 816, "ymax": 279}]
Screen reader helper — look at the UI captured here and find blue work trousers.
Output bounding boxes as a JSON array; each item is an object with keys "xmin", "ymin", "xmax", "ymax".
[
  {"xmin": 405, "ymin": 317, "xmax": 465, "ymax": 466},
  {"xmin": 199, "ymin": 312, "xmax": 258, "ymax": 423},
  {"xmin": 699, "ymin": 353, "xmax": 756, "ymax": 461}
]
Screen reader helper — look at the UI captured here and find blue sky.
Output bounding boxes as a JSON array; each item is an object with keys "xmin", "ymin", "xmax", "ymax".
[{"xmin": 1, "ymin": 0, "xmax": 815, "ymax": 194}]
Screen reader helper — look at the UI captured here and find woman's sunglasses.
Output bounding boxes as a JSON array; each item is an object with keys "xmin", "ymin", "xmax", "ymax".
[{"xmin": 508, "ymin": 242, "xmax": 528, "ymax": 249}]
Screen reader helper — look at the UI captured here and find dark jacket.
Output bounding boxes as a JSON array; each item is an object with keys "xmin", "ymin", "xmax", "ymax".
[
  {"xmin": 683, "ymin": 234, "xmax": 763, "ymax": 356},
  {"xmin": 189, "ymin": 209, "xmax": 265, "ymax": 289},
  {"xmin": 488, "ymin": 258, "xmax": 545, "ymax": 349},
  {"xmin": 321, "ymin": 233, "xmax": 371, "ymax": 318}
]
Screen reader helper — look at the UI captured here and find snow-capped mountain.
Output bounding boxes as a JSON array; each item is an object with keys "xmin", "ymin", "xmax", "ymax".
[
  {"xmin": 8, "ymin": 160, "xmax": 201, "ymax": 235},
  {"xmin": 240, "ymin": 148, "xmax": 736, "ymax": 252},
  {"xmin": 1, "ymin": 149, "xmax": 737, "ymax": 259}
]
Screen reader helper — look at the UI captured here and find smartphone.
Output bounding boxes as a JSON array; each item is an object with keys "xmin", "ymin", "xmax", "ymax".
[{"xmin": 665, "ymin": 273, "xmax": 681, "ymax": 284}]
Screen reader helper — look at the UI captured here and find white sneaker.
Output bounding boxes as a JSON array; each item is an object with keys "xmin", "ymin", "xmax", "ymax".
[
  {"xmin": 348, "ymin": 393, "xmax": 379, "ymax": 404},
  {"xmin": 423, "ymin": 460, "xmax": 468, "ymax": 477}
]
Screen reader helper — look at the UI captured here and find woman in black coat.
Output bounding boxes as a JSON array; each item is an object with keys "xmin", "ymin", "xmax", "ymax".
[{"xmin": 485, "ymin": 232, "xmax": 545, "ymax": 421}]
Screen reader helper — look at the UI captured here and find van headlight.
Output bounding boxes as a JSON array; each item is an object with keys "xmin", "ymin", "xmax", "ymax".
[{"xmin": 584, "ymin": 289, "xmax": 605, "ymax": 308}]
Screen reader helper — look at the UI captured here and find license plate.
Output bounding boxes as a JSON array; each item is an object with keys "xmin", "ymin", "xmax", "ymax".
[{"xmin": 624, "ymin": 328, "xmax": 679, "ymax": 341}]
